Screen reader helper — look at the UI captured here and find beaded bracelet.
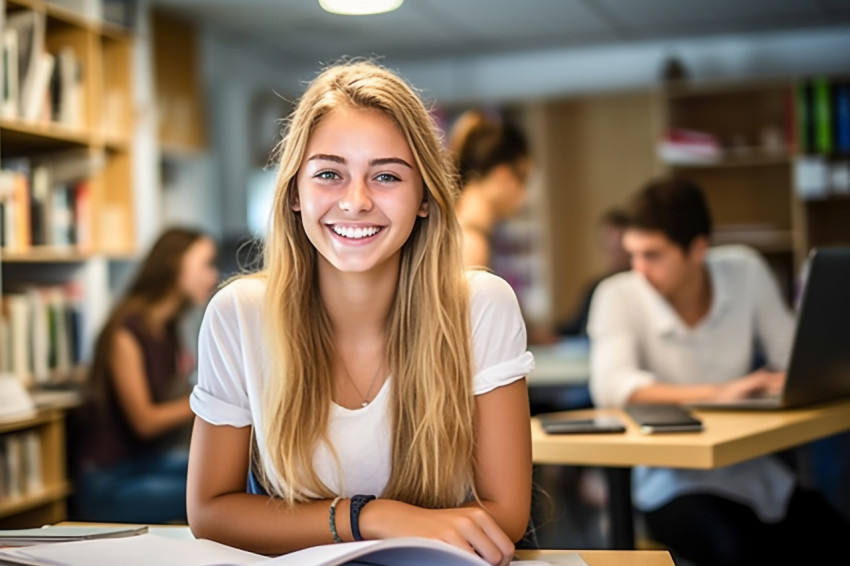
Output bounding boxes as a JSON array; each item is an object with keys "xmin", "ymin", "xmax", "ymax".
[{"xmin": 329, "ymin": 496, "xmax": 344, "ymax": 543}]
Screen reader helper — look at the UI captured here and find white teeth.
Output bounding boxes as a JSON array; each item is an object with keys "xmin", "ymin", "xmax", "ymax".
[{"xmin": 332, "ymin": 225, "xmax": 381, "ymax": 239}]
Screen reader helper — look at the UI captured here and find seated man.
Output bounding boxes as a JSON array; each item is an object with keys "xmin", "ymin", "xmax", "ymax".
[{"xmin": 587, "ymin": 176, "xmax": 849, "ymax": 566}]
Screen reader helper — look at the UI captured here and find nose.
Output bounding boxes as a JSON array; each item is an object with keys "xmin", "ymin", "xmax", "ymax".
[{"xmin": 338, "ymin": 178, "xmax": 373, "ymax": 213}]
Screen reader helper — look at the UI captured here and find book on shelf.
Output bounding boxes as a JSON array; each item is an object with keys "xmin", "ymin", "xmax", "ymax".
[
  {"xmin": 1, "ymin": 9, "xmax": 83, "ymax": 125},
  {"xmin": 812, "ymin": 77, "xmax": 833, "ymax": 155},
  {"xmin": 836, "ymin": 82, "xmax": 850, "ymax": 155},
  {"xmin": 0, "ymin": 376, "xmax": 37, "ymax": 424},
  {"xmin": 4, "ymin": 10, "xmax": 46, "ymax": 122},
  {"xmin": 0, "ymin": 430, "xmax": 44, "ymax": 503},
  {"xmin": 50, "ymin": 46, "xmax": 83, "ymax": 129},
  {"xmin": 2, "ymin": 28, "xmax": 20, "ymax": 119},
  {"xmin": 1, "ymin": 284, "xmax": 84, "ymax": 387},
  {"xmin": 0, "ymin": 533, "xmax": 574, "ymax": 566},
  {"xmin": 0, "ymin": 151, "xmax": 104, "ymax": 251},
  {"xmin": 657, "ymin": 128, "xmax": 722, "ymax": 165},
  {"xmin": 22, "ymin": 51, "xmax": 54, "ymax": 123},
  {"xmin": 795, "ymin": 77, "xmax": 850, "ymax": 156}
]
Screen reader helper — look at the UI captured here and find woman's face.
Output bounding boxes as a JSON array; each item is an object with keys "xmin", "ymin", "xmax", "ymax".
[
  {"xmin": 178, "ymin": 237, "xmax": 219, "ymax": 306},
  {"xmin": 491, "ymin": 156, "xmax": 531, "ymax": 219},
  {"xmin": 293, "ymin": 106, "xmax": 428, "ymax": 275}
]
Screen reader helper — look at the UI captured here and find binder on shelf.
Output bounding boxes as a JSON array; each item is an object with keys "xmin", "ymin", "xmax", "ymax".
[
  {"xmin": 796, "ymin": 80, "xmax": 813, "ymax": 154},
  {"xmin": 835, "ymin": 82, "xmax": 850, "ymax": 155},
  {"xmin": 813, "ymin": 77, "xmax": 833, "ymax": 154}
]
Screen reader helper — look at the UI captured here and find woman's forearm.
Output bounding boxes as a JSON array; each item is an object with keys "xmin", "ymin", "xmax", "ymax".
[
  {"xmin": 462, "ymin": 499, "xmax": 529, "ymax": 543},
  {"xmin": 131, "ymin": 396, "xmax": 194, "ymax": 440},
  {"xmin": 189, "ymin": 493, "xmax": 352, "ymax": 555}
]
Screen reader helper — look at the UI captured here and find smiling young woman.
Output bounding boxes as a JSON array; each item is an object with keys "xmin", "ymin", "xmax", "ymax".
[{"xmin": 185, "ymin": 61, "xmax": 534, "ymax": 566}]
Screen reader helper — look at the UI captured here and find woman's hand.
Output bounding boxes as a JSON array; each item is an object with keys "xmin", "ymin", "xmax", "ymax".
[{"xmin": 359, "ymin": 499, "xmax": 514, "ymax": 566}]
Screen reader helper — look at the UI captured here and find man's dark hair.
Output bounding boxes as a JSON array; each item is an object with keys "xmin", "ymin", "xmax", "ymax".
[
  {"xmin": 599, "ymin": 207, "xmax": 629, "ymax": 230},
  {"xmin": 624, "ymin": 177, "xmax": 712, "ymax": 251}
]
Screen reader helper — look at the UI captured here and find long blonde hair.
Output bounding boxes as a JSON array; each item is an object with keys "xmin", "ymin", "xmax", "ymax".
[{"xmin": 254, "ymin": 60, "xmax": 475, "ymax": 508}]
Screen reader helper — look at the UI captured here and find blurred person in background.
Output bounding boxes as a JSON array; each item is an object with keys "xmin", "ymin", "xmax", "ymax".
[
  {"xmin": 448, "ymin": 109, "xmax": 532, "ymax": 269},
  {"xmin": 69, "ymin": 227, "xmax": 219, "ymax": 523},
  {"xmin": 587, "ymin": 177, "xmax": 850, "ymax": 566}
]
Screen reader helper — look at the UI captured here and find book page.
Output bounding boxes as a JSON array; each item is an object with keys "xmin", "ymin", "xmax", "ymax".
[
  {"xmin": 259, "ymin": 537, "xmax": 586, "ymax": 566},
  {"xmin": 0, "ymin": 533, "xmax": 266, "ymax": 566}
]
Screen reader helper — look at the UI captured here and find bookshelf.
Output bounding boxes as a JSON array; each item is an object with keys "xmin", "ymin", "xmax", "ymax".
[
  {"xmin": 0, "ymin": 407, "xmax": 74, "ymax": 528},
  {"xmin": 656, "ymin": 75, "xmax": 850, "ymax": 304},
  {"xmin": 151, "ymin": 8, "xmax": 205, "ymax": 153},
  {"xmin": 0, "ymin": 0, "xmax": 137, "ymax": 527}
]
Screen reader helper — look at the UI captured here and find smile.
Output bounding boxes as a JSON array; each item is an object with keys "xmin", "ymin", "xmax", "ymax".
[{"xmin": 330, "ymin": 224, "xmax": 384, "ymax": 240}]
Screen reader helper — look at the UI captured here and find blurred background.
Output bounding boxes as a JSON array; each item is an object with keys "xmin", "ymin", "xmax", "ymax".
[{"xmin": 1, "ymin": 0, "xmax": 850, "ymax": 552}]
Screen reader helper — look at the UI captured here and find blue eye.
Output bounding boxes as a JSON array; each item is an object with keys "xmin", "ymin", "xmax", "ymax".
[
  {"xmin": 375, "ymin": 173, "xmax": 400, "ymax": 183},
  {"xmin": 315, "ymin": 170, "xmax": 340, "ymax": 181}
]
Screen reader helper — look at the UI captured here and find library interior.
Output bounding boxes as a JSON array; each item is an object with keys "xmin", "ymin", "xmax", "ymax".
[{"xmin": 1, "ymin": 1, "xmax": 850, "ymax": 565}]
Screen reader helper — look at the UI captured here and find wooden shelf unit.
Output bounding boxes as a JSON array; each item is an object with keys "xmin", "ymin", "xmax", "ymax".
[
  {"xmin": 0, "ymin": 0, "xmax": 137, "ymax": 528},
  {"xmin": 0, "ymin": 408, "xmax": 75, "ymax": 528},
  {"xmin": 659, "ymin": 79, "xmax": 807, "ymax": 304}
]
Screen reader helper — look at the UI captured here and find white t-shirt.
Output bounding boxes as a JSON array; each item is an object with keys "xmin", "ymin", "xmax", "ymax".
[
  {"xmin": 190, "ymin": 270, "xmax": 534, "ymax": 499},
  {"xmin": 587, "ymin": 245, "xmax": 797, "ymax": 521}
]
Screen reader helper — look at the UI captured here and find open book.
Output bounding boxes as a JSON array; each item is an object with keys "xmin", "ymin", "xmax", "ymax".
[
  {"xmin": 0, "ymin": 525, "xmax": 148, "ymax": 546},
  {"xmin": 0, "ymin": 533, "xmax": 586, "ymax": 566}
]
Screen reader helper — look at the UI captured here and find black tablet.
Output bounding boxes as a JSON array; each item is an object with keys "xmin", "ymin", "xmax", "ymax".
[
  {"xmin": 625, "ymin": 404, "xmax": 704, "ymax": 434},
  {"xmin": 539, "ymin": 415, "xmax": 627, "ymax": 434}
]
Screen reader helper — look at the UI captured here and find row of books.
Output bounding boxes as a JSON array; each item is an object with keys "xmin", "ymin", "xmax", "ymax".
[
  {"xmin": 0, "ymin": 150, "xmax": 101, "ymax": 251},
  {"xmin": 0, "ymin": 430, "xmax": 42, "ymax": 502},
  {"xmin": 1, "ymin": 9, "xmax": 84, "ymax": 126},
  {"xmin": 0, "ymin": 284, "xmax": 84, "ymax": 387},
  {"xmin": 796, "ymin": 78, "xmax": 850, "ymax": 155}
]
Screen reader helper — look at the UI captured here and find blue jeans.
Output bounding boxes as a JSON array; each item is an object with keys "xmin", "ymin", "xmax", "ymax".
[{"xmin": 71, "ymin": 450, "xmax": 189, "ymax": 524}]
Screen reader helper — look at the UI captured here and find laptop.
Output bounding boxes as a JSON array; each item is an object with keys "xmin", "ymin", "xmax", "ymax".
[{"xmin": 688, "ymin": 246, "xmax": 850, "ymax": 410}]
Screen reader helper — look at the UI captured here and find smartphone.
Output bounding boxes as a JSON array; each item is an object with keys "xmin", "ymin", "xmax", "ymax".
[
  {"xmin": 625, "ymin": 404, "xmax": 704, "ymax": 434},
  {"xmin": 539, "ymin": 415, "xmax": 627, "ymax": 434}
]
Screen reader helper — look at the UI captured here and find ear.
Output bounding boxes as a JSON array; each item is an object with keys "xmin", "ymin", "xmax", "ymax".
[
  {"xmin": 290, "ymin": 185, "xmax": 301, "ymax": 212},
  {"xmin": 688, "ymin": 235, "xmax": 710, "ymax": 263},
  {"xmin": 417, "ymin": 191, "xmax": 429, "ymax": 218},
  {"xmin": 488, "ymin": 163, "xmax": 515, "ymax": 186}
]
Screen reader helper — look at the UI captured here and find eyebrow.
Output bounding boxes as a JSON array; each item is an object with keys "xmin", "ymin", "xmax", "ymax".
[{"xmin": 307, "ymin": 154, "xmax": 413, "ymax": 169}]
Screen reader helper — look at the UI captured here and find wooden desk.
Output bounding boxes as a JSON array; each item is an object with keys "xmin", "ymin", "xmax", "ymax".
[
  {"xmin": 519, "ymin": 549, "xmax": 673, "ymax": 565},
  {"xmin": 56, "ymin": 522, "xmax": 674, "ymax": 565},
  {"xmin": 532, "ymin": 397, "xmax": 850, "ymax": 549}
]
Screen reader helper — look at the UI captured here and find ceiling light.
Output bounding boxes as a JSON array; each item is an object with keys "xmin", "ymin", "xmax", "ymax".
[{"xmin": 319, "ymin": 0, "xmax": 403, "ymax": 16}]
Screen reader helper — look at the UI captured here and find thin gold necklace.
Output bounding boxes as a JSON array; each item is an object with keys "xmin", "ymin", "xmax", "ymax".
[{"xmin": 339, "ymin": 358, "xmax": 384, "ymax": 408}]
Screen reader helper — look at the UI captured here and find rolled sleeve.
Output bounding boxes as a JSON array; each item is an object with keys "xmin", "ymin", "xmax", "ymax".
[
  {"xmin": 469, "ymin": 272, "xmax": 535, "ymax": 396},
  {"xmin": 587, "ymin": 277, "xmax": 656, "ymax": 408},
  {"xmin": 191, "ymin": 281, "xmax": 255, "ymax": 427}
]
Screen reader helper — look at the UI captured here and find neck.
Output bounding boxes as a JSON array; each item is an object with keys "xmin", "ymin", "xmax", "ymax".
[
  {"xmin": 145, "ymin": 293, "xmax": 183, "ymax": 333},
  {"xmin": 456, "ymin": 183, "xmax": 497, "ymax": 232},
  {"xmin": 318, "ymin": 256, "xmax": 399, "ymax": 340},
  {"xmin": 668, "ymin": 265, "xmax": 712, "ymax": 327}
]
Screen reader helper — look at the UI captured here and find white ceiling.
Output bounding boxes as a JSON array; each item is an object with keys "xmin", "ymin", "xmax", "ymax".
[{"xmin": 150, "ymin": 0, "xmax": 850, "ymax": 65}]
